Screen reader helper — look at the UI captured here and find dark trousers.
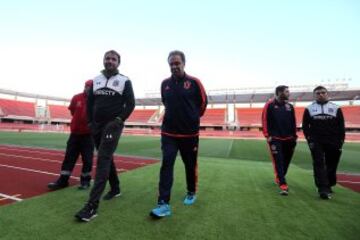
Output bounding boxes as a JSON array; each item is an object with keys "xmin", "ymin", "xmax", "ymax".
[
  {"xmin": 267, "ymin": 139, "xmax": 296, "ymax": 186},
  {"xmin": 59, "ymin": 133, "xmax": 94, "ymax": 184},
  {"xmin": 308, "ymin": 141, "xmax": 342, "ymax": 193},
  {"xmin": 88, "ymin": 121, "xmax": 124, "ymax": 206},
  {"xmin": 158, "ymin": 135, "xmax": 199, "ymax": 203}
]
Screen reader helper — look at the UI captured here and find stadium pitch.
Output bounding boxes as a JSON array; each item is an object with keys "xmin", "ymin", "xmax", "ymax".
[{"xmin": 0, "ymin": 132, "xmax": 359, "ymax": 240}]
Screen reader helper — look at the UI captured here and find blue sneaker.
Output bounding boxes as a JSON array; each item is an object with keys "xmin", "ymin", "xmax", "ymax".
[
  {"xmin": 150, "ymin": 201, "xmax": 171, "ymax": 218},
  {"xmin": 183, "ymin": 193, "xmax": 197, "ymax": 205}
]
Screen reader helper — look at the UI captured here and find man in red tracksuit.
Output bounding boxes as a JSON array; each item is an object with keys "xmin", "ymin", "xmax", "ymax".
[
  {"xmin": 48, "ymin": 80, "xmax": 94, "ymax": 190},
  {"xmin": 262, "ymin": 85, "xmax": 297, "ymax": 195},
  {"xmin": 150, "ymin": 50, "xmax": 208, "ymax": 218}
]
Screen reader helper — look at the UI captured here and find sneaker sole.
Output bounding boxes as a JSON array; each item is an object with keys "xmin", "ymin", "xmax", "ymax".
[
  {"xmin": 76, "ymin": 214, "xmax": 98, "ymax": 222},
  {"xmin": 103, "ymin": 192, "xmax": 122, "ymax": 200},
  {"xmin": 279, "ymin": 191, "xmax": 288, "ymax": 196},
  {"xmin": 184, "ymin": 200, "xmax": 196, "ymax": 205},
  {"xmin": 149, "ymin": 211, "xmax": 171, "ymax": 219}
]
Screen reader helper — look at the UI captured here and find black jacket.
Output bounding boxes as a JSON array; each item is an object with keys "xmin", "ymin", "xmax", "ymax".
[
  {"xmin": 161, "ymin": 73, "xmax": 207, "ymax": 137},
  {"xmin": 302, "ymin": 101, "xmax": 345, "ymax": 146},
  {"xmin": 87, "ymin": 72, "xmax": 135, "ymax": 125},
  {"xmin": 262, "ymin": 98, "xmax": 297, "ymax": 140}
]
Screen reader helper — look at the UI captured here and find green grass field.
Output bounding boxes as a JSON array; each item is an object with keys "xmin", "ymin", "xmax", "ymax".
[{"xmin": 0, "ymin": 131, "xmax": 359, "ymax": 240}]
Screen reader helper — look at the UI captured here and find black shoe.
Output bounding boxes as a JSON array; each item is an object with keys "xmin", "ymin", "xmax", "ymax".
[
  {"xmin": 103, "ymin": 189, "xmax": 121, "ymax": 200},
  {"xmin": 47, "ymin": 181, "xmax": 69, "ymax": 190},
  {"xmin": 75, "ymin": 202, "xmax": 98, "ymax": 222},
  {"xmin": 78, "ymin": 182, "xmax": 91, "ymax": 190},
  {"xmin": 319, "ymin": 192, "xmax": 332, "ymax": 200}
]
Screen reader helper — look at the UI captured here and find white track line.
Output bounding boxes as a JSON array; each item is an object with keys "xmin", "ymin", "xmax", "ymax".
[
  {"xmin": 0, "ymin": 193, "xmax": 23, "ymax": 202},
  {"xmin": 0, "ymin": 144, "xmax": 159, "ymax": 161},
  {"xmin": 338, "ymin": 180, "xmax": 360, "ymax": 184},
  {"xmin": 0, "ymin": 152, "xmax": 81, "ymax": 165},
  {"xmin": 0, "ymin": 164, "xmax": 80, "ymax": 180},
  {"xmin": 0, "ymin": 146, "xmax": 151, "ymax": 166},
  {"xmin": 0, "ymin": 146, "xmax": 64, "ymax": 156}
]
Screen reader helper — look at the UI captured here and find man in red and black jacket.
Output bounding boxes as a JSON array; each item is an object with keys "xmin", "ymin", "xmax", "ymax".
[
  {"xmin": 262, "ymin": 85, "xmax": 297, "ymax": 196},
  {"xmin": 150, "ymin": 50, "xmax": 207, "ymax": 218},
  {"xmin": 48, "ymin": 80, "xmax": 94, "ymax": 190}
]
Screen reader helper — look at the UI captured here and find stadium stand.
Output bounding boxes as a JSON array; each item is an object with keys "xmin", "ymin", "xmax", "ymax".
[
  {"xmin": 294, "ymin": 106, "xmax": 305, "ymax": 127},
  {"xmin": 236, "ymin": 108, "xmax": 262, "ymax": 127},
  {"xmin": 342, "ymin": 105, "xmax": 360, "ymax": 128},
  {"xmin": 48, "ymin": 104, "xmax": 71, "ymax": 121},
  {"xmin": 1, "ymin": 84, "xmax": 360, "ymax": 138},
  {"xmin": 201, "ymin": 108, "xmax": 226, "ymax": 125},
  {"xmin": 127, "ymin": 109, "xmax": 157, "ymax": 123},
  {"xmin": 0, "ymin": 98, "xmax": 35, "ymax": 120}
]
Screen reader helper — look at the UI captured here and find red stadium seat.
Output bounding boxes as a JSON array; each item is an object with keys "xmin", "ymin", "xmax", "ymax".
[{"xmin": 0, "ymin": 98, "xmax": 35, "ymax": 118}]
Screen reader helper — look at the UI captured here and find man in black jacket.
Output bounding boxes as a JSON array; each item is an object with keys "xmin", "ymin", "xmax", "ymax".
[
  {"xmin": 150, "ymin": 50, "xmax": 207, "ymax": 218},
  {"xmin": 262, "ymin": 85, "xmax": 297, "ymax": 196},
  {"xmin": 302, "ymin": 86, "xmax": 345, "ymax": 200},
  {"xmin": 75, "ymin": 50, "xmax": 135, "ymax": 222}
]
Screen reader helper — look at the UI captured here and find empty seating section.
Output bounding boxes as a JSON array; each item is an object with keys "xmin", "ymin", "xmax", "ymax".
[
  {"xmin": 48, "ymin": 105, "xmax": 71, "ymax": 120},
  {"xmin": 294, "ymin": 106, "xmax": 305, "ymax": 127},
  {"xmin": 127, "ymin": 109, "xmax": 156, "ymax": 123},
  {"xmin": 0, "ymin": 98, "xmax": 35, "ymax": 118},
  {"xmin": 201, "ymin": 108, "xmax": 226, "ymax": 125},
  {"xmin": 342, "ymin": 106, "xmax": 360, "ymax": 128},
  {"xmin": 236, "ymin": 108, "xmax": 262, "ymax": 127}
]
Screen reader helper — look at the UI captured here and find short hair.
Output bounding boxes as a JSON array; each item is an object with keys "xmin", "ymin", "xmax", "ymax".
[
  {"xmin": 168, "ymin": 50, "xmax": 186, "ymax": 64},
  {"xmin": 313, "ymin": 85, "xmax": 327, "ymax": 93},
  {"xmin": 275, "ymin": 85, "xmax": 288, "ymax": 96},
  {"xmin": 104, "ymin": 50, "xmax": 121, "ymax": 64}
]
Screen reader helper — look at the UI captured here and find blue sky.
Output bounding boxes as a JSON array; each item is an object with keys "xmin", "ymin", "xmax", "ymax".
[{"xmin": 0, "ymin": 0, "xmax": 359, "ymax": 98}]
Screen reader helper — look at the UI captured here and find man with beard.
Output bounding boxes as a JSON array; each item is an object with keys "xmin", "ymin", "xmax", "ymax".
[
  {"xmin": 75, "ymin": 50, "xmax": 135, "ymax": 222},
  {"xmin": 302, "ymin": 86, "xmax": 345, "ymax": 200},
  {"xmin": 150, "ymin": 50, "xmax": 207, "ymax": 218},
  {"xmin": 262, "ymin": 85, "xmax": 297, "ymax": 195}
]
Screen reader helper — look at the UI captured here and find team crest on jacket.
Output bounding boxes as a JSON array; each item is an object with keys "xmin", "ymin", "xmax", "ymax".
[
  {"xmin": 184, "ymin": 81, "xmax": 191, "ymax": 89},
  {"xmin": 165, "ymin": 85, "xmax": 170, "ymax": 90}
]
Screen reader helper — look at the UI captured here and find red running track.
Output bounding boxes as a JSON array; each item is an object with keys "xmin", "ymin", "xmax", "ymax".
[
  {"xmin": 0, "ymin": 145, "xmax": 158, "ymax": 206},
  {"xmin": 337, "ymin": 173, "xmax": 360, "ymax": 193}
]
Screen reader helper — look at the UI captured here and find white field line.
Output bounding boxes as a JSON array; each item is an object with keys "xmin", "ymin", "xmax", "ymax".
[{"xmin": 0, "ymin": 193, "xmax": 23, "ymax": 201}]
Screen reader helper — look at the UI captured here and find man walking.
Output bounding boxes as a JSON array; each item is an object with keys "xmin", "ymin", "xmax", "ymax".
[
  {"xmin": 302, "ymin": 86, "xmax": 345, "ymax": 200},
  {"xmin": 48, "ymin": 80, "xmax": 94, "ymax": 190},
  {"xmin": 262, "ymin": 85, "xmax": 297, "ymax": 195},
  {"xmin": 75, "ymin": 50, "xmax": 135, "ymax": 222},
  {"xmin": 150, "ymin": 50, "xmax": 207, "ymax": 218}
]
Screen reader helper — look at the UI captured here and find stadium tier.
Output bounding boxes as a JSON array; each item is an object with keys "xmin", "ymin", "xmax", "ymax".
[
  {"xmin": 127, "ymin": 109, "xmax": 157, "ymax": 123},
  {"xmin": 342, "ymin": 105, "xmax": 360, "ymax": 128},
  {"xmin": 201, "ymin": 108, "xmax": 226, "ymax": 125},
  {"xmin": 236, "ymin": 108, "xmax": 262, "ymax": 127},
  {"xmin": 0, "ymin": 98, "xmax": 35, "ymax": 119},
  {"xmin": 48, "ymin": 104, "xmax": 71, "ymax": 121}
]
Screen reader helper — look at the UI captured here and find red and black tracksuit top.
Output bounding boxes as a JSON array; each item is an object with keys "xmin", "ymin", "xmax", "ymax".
[
  {"xmin": 161, "ymin": 74, "xmax": 207, "ymax": 137},
  {"xmin": 262, "ymin": 98, "xmax": 297, "ymax": 141},
  {"xmin": 69, "ymin": 92, "xmax": 91, "ymax": 135}
]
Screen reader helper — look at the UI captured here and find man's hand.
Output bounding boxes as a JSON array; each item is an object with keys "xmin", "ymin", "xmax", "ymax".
[{"xmin": 115, "ymin": 117, "xmax": 123, "ymax": 125}]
